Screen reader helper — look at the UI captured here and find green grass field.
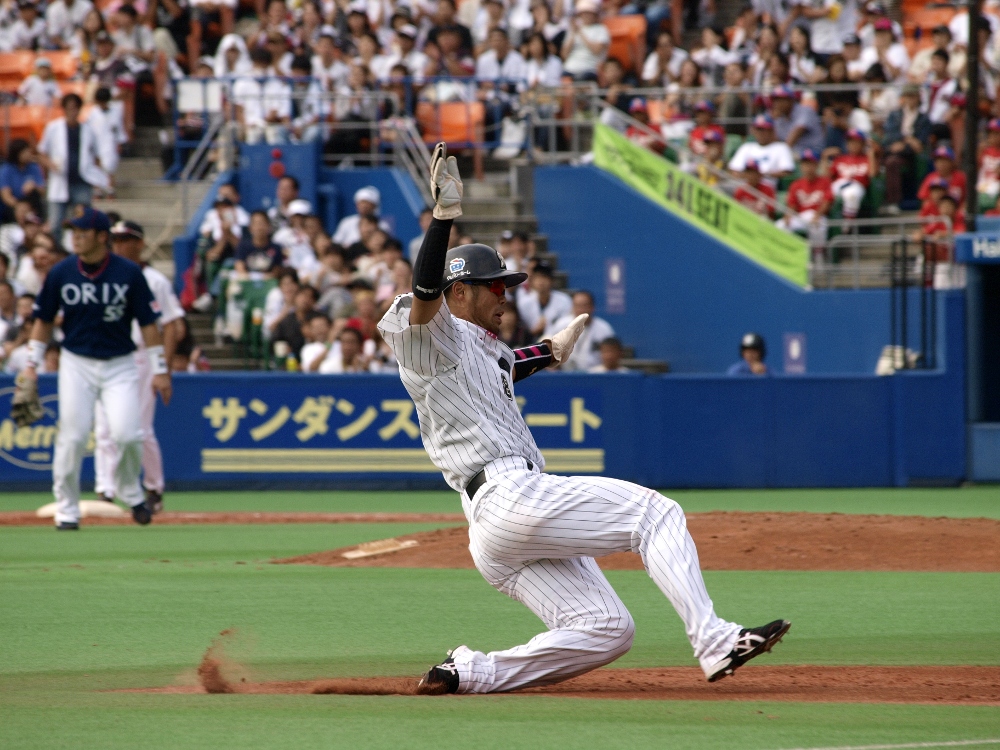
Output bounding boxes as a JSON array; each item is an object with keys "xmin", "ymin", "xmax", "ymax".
[{"xmin": 2, "ymin": 488, "xmax": 998, "ymax": 749}]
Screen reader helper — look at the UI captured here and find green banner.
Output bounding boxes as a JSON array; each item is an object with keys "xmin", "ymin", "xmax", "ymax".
[{"xmin": 592, "ymin": 123, "xmax": 809, "ymax": 287}]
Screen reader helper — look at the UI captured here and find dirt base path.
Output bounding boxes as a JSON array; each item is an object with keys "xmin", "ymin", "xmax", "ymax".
[
  {"xmin": 130, "ymin": 665, "xmax": 1000, "ymax": 705},
  {"xmin": 276, "ymin": 512, "xmax": 1000, "ymax": 572}
]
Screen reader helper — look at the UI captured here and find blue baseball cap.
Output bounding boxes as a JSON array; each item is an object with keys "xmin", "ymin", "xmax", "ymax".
[
  {"xmin": 771, "ymin": 84, "xmax": 796, "ymax": 99},
  {"xmin": 934, "ymin": 144, "xmax": 955, "ymax": 160},
  {"xmin": 67, "ymin": 207, "xmax": 111, "ymax": 231},
  {"xmin": 800, "ymin": 148, "xmax": 819, "ymax": 161},
  {"xmin": 752, "ymin": 114, "xmax": 774, "ymax": 129}
]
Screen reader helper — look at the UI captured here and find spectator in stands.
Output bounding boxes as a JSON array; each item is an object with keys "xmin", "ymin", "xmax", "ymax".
[
  {"xmin": 0, "ymin": 201, "xmax": 41, "ymax": 270},
  {"xmin": 215, "ymin": 33, "xmax": 252, "ymax": 78},
  {"xmin": 274, "ymin": 199, "xmax": 319, "ymax": 276},
  {"xmin": 427, "ymin": 0, "xmax": 474, "ymax": 55},
  {"xmin": 8, "ymin": 0, "xmax": 47, "ymax": 50},
  {"xmin": 37, "ymin": 93, "xmax": 108, "ymax": 234},
  {"xmin": 687, "ymin": 100, "xmax": 723, "ymax": 158},
  {"xmin": 312, "ymin": 325, "xmax": 377, "ymax": 373},
  {"xmin": 641, "ymin": 30, "xmax": 688, "ymax": 87},
  {"xmin": 2, "ymin": 293, "xmax": 39, "ymax": 373},
  {"xmin": 776, "ymin": 149, "xmax": 830, "ymax": 249},
  {"xmin": 549, "ymin": 290, "xmax": 613, "ymax": 371},
  {"xmin": 70, "ymin": 7, "xmax": 105, "ymax": 61},
  {"xmin": 588, "ymin": 336, "xmax": 628, "ymax": 373},
  {"xmin": 727, "ymin": 114, "xmax": 795, "ymax": 180},
  {"xmin": 300, "ymin": 313, "xmax": 332, "ymax": 371},
  {"xmin": 287, "ymin": 54, "xmax": 324, "ymax": 143},
  {"xmin": 727, "ymin": 332, "xmax": 767, "ymax": 376},
  {"xmin": 87, "ymin": 88, "xmax": 128, "ymax": 196},
  {"xmin": 311, "ymin": 28, "xmax": 349, "ymax": 89},
  {"xmin": 769, "ymin": 84, "xmax": 824, "ymax": 158},
  {"xmin": 695, "ymin": 130, "xmax": 725, "ymax": 186},
  {"xmin": 89, "ymin": 31, "xmax": 138, "ymax": 138},
  {"xmin": 523, "ymin": 29, "xmax": 563, "ymax": 92},
  {"xmin": 498, "ymin": 303, "xmax": 531, "ymax": 347},
  {"xmin": 171, "ymin": 318, "xmax": 210, "ymax": 372},
  {"xmin": 17, "ymin": 57, "xmax": 60, "ymax": 107},
  {"xmin": 262, "ymin": 266, "xmax": 299, "ymax": 340},
  {"xmin": 828, "ymin": 128, "xmax": 874, "ymax": 220},
  {"xmin": 717, "ymin": 61, "xmax": 750, "ymax": 136},
  {"xmin": 918, "ymin": 145, "xmax": 967, "ymax": 210},
  {"xmin": 0, "ymin": 281, "xmax": 16, "ymax": 342},
  {"xmin": 517, "ymin": 260, "xmax": 570, "ymax": 340},
  {"xmin": 691, "ymin": 25, "xmax": 736, "ymax": 86},
  {"xmin": 747, "ymin": 23, "xmax": 779, "ymax": 87},
  {"xmin": 234, "ymin": 210, "xmax": 283, "ymax": 276},
  {"xmin": 882, "ymin": 83, "xmax": 931, "ymax": 208},
  {"xmin": 841, "ymin": 34, "xmax": 867, "ymax": 81},
  {"xmin": 919, "ymin": 49, "xmax": 959, "ymax": 144},
  {"xmin": 112, "ymin": 5, "xmax": 155, "ymax": 68},
  {"xmin": 527, "ymin": 0, "xmax": 566, "ymax": 57},
  {"xmin": 786, "ymin": 25, "xmax": 824, "ymax": 85},
  {"xmin": 732, "ymin": 160, "xmax": 775, "ymax": 218},
  {"xmin": 272, "ymin": 283, "xmax": 319, "ymax": 359},
  {"xmin": 233, "ymin": 48, "xmax": 292, "ymax": 145},
  {"xmin": 16, "ymin": 236, "xmax": 61, "ymax": 295},
  {"xmin": 793, "ymin": 0, "xmax": 850, "ymax": 61},
  {"xmin": 477, "ymin": 26, "xmax": 527, "ymax": 98},
  {"xmin": 45, "ymin": 0, "xmax": 94, "ymax": 50},
  {"xmin": 917, "ymin": 180, "xmax": 964, "ymax": 260},
  {"xmin": 0, "ymin": 140, "xmax": 45, "ymax": 222},
  {"xmin": 332, "ymin": 186, "xmax": 389, "ymax": 247},
  {"xmin": 409, "ymin": 207, "xmax": 432, "ymax": 262},
  {"xmin": 560, "ymin": 0, "xmax": 608, "ymax": 82},
  {"xmin": 624, "ymin": 99, "xmax": 666, "ymax": 154},
  {"xmin": 599, "ymin": 57, "xmax": 630, "ymax": 113},
  {"xmin": 909, "ymin": 25, "xmax": 963, "ymax": 84},
  {"xmin": 977, "ymin": 119, "xmax": 1000, "ymax": 213},
  {"xmin": 858, "ymin": 18, "xmax": 909, "ymax": 83}
]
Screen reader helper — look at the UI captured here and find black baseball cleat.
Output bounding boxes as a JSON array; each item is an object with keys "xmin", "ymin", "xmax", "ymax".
[
  {"xmin": 415, "ymin": 652, "xmax": 460, "ymax": 695},
  {"xmin": 146, "ymin": 490, "xmax": 163, "ymax": 514},
  {"xmin": 55, "ymin": 521, "xmax": 79, "ymax": 530},
  {"xmin": 97, "ymin": 493, "xmax": 115, "ymax": 504},
  {"xmin": 131, "ymin": 502, "xmax": 152, "ymax": 526},
  {"xmin": 706, "ymin": 620, "xmax": 791, "ymax": 683}
]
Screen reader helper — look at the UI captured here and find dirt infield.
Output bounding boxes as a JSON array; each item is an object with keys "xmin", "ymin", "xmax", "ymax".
[
  {"xmin": 0, "ymin": 511, "xmax": 467, "ymax": 526},
  {"xmin": 275, "ymin": 512, "xmax": 1000, "ymax": 572},
  {"xmin": 133, "ymin": 661, "xmax": 1000, "ymax": 705}
]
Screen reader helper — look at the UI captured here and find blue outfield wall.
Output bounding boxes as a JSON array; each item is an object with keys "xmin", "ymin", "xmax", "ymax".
[
  {"xmin": 535, "ymin": 165, "xmax": 935, "ymax": 375},
  {"xmin": 0, "ymin": 292, "xmax": 965, "ymax": 489}
]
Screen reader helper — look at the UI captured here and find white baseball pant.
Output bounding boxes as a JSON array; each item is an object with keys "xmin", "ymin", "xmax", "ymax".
[
  {"xmin": 94, "ymin": 351, "xmax": 164, "ymax": 496},
  {"xmin": 452, "ymin": 459, "xmax": 742, "ymax": 693},
  {"xmin": 832, "ymin": 178, "xmax": 866, "ymax": 219},
  {"xmin": 53, "ymin": 349, "xmax": 145, "ymax": 525}
]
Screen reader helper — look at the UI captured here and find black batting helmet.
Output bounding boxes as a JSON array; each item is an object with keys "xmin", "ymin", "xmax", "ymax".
[
  {"xmin": 441, "ymin": 243, "xmax": 527, "ymax": 292},
  {"xmin": 740, "ymin": 332, "xmax": 766, "ymax": 358}
]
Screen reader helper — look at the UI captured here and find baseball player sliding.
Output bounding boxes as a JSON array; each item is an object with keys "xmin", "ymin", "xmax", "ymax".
[
  {"xmin": 93, "ymin": 221, "xmax": 185, "ymax": 514},
  {"xmin": 16, "ymin": 208, "xmax": 171, "ymax": 530},
  {"xmin": 378, "ymin": 145, "xmax": 790, "ymax": 695}
]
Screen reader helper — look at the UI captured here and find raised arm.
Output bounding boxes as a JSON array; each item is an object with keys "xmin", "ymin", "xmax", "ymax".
[{"xmin": 410, "ymin": 143, "xmax": 464, "ymax": 326}]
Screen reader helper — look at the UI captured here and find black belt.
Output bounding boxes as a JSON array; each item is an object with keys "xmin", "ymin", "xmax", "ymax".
[{"xmin": 465, "ymin": 459, "xmax": 533, "ymax": 500}]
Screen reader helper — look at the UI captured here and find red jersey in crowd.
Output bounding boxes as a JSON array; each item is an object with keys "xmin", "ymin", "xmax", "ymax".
[
  {"xmin": 917, "ymin": 170, "xmax": 967, "ymax": 204},
  {"xmin": 733, "ymin": 182, "xmax": 777, "ymax": 218},
  {"xmin": 787, "ymin": 176, "xmax": 833, "ymax": 214},
  {"xmin": 830, "ymin": 154, "xmax": 871, "ymax": 188},
  {"xmin": 919, "ymin": 200, "xmax": 966, "ymax": 236},
  {"xmin": 978, "ymin": 145, "xmax": 1000, "ymax": 194},
  {"xmin": 688, "ymin": 124, "xmax": 725, "ymax": 156}
]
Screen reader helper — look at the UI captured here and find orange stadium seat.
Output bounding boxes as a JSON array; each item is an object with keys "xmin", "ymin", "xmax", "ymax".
[
  {"xmin": 58, "ymin": 80, "xmax": 87, "ymax": 98},
  {"xmin": 1, "ymin": 105, "xmax": 55, "ymax": 144},
  {"xmin": 903, "ymin": 6, "xmax": 957, "ymax": 38},
  {"xmin": 605, "ymin": 15, "xmax": 647, "ymax": 73},
  {"xmin": 416, "ymin": 101, "xmax": 485, "ymax": 146},
  {"xmin": 0, "ymin": 51, "xmax": 37, "ymax": 91}
]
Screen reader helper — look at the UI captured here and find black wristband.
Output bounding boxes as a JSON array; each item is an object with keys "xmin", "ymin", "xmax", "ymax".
[
  {"xmin": 412, "ymin": 217, "xmax": 453, "ymax": 301},
  {"xmin": 512, "ymin": 342, "xmax": 553, "ymax": 382}
]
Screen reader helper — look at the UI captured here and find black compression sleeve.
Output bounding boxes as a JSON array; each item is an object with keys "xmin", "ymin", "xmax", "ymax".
[
  {"xmin": 512, "ymin": 342, "xmax": 553, "ymax": 382},
  {"xmin": 412, "ymin": 217, "xmax": 453, "ymax": 300}
]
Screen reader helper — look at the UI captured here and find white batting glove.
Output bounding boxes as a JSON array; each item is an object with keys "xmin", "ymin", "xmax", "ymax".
[
  {"xmin": 546, "ymin": 314, "xmax": 589, "ymax": 366},
  {"xmin": 430, "ymin": 142, "xmax": 463, "ymax": 220}
]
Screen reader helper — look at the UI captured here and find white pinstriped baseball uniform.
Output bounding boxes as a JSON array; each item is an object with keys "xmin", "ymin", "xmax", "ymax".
[{"xmin": 379, "ymin": 294, "xmax": 743, "ymax": 693}]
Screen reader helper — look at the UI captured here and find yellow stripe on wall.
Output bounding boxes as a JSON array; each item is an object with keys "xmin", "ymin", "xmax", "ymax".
[{"xmin": 200, "ymin": 448, "xmax": 604, "ymax": 474}]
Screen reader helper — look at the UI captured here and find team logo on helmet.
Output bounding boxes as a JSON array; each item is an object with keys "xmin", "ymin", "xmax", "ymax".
[
  {"xmin": 449, "ymin": 258, "xmax": 466, "ymax": 274},
  {"xmin": 496, "ymin": 250, "xmax": 506, "ymax": 268}
]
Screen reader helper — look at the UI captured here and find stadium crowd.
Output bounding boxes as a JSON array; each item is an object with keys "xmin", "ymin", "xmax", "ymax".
[{"xmin": 188, "ymin": 176, "xmax": 623, "ymax": 373}]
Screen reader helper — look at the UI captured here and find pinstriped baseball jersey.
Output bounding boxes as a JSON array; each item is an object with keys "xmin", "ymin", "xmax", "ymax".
[{"xmin": 377, "ymin": 293, "xmax": 544, "ymax": 492}]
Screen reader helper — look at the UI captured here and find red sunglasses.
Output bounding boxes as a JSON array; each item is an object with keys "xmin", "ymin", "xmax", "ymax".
[{"xmin": 469, "ymin": 279, "xmax": 507, "ymax": 296}]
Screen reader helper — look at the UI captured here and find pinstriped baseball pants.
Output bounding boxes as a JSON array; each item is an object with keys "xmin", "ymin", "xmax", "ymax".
[{"xmin": 453, "ymin": 463, "xmax": 742, "ymax": 694}]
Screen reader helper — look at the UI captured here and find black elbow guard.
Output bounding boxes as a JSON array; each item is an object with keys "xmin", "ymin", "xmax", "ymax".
[{"xmin": 412, "ymin": 218, "xmax": 453, "ymax": 301}]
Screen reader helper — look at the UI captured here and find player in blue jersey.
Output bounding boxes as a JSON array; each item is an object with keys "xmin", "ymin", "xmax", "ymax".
[{"xmin": 19, "ymin": 208, "xmax": 172, "ymax": 530}]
